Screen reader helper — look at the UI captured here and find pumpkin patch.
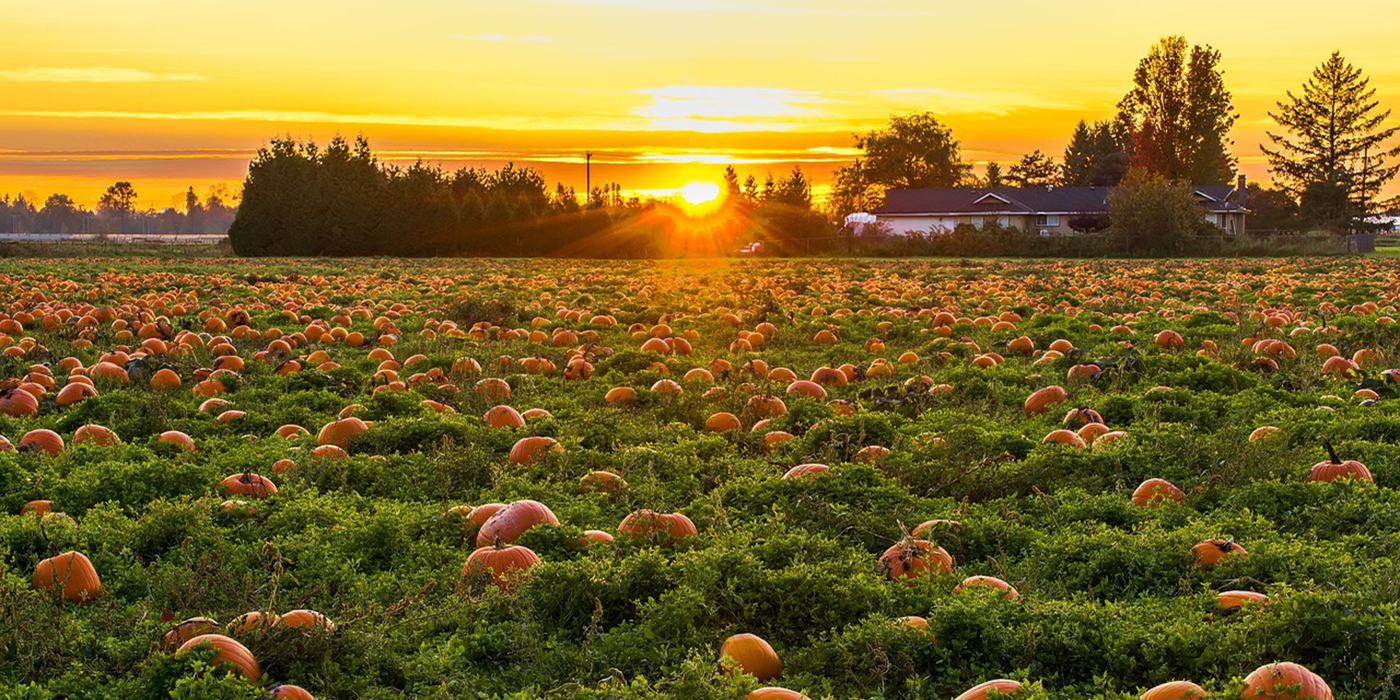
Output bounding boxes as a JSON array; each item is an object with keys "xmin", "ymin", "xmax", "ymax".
[{"xmin": 0, "ymin": 257, "xmax": 1390, "ymax": 698}]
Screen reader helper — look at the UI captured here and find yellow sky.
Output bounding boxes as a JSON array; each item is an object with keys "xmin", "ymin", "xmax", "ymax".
[{"xmin": 2, "ymin": 0, "xmax": 1398, "ymax": 208}]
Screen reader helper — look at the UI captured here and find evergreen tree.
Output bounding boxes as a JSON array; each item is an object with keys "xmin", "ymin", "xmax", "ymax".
[
  {"xmin": 1063, "ymin": 120, "xmax": 1131, "ymax": 186},
  {"xmin": 1262, "ymin": 51, "xmax": 1400, "ymax": 229},
  {"xmin": 982, "ymin": 162, "xmax": 1005, "ymax": 188},
  {"xmin": 1007, "ymin": 151, "xmax": 1060, "ymax": 187},
  {"xmin": 722, "ymin": 166, "xmax": 741, "ymax": 196}
]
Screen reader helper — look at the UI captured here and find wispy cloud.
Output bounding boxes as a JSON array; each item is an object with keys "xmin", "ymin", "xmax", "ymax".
[
  {"xmin": 864, "ymin": 87, "xmax": 1079, "ymax": 116},
  {"xmin": 455, "ymin": 33, "xmax": 551, "ymax": 43},
  {"xmin": 0, "ymin": 67, "xmax": 208, "ymax": 83},
  {"xmin": 633, "ymin": 86, "xmax": 831, "ymax": 132}
]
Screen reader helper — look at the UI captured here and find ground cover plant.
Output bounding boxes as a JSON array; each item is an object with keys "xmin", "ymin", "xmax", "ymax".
[{"xmin": 2, "ymin": 256, "xmax": 1398, "ymax": 699}]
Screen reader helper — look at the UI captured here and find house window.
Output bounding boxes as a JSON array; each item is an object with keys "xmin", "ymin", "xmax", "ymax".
[
  {"xmin": 1036, "ymin": 214, "xmax": 1061, "ymax": 227},
  {"xmin": 997, "ymin": 216, "xmax": 1011, "ymax": 228}
]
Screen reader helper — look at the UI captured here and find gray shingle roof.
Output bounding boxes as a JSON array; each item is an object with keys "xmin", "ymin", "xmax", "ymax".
[{"xmin": 875, "ymin": 185, "xmax": 1244, "ymax": 215}]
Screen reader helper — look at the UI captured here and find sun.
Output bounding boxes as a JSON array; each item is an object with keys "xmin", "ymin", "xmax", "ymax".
[{"xmin": 679, "ymin": 180, "xmax": 722, "ymax": 208}]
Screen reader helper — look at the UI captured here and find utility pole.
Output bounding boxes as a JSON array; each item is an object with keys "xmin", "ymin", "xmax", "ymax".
[{"xmin": 585, "ymin": 151, "xmax": 592, "ymax": 206}]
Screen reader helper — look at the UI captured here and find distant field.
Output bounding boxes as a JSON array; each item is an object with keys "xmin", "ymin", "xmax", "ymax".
[{"xmin": 2, "ymin": 257, "xmax": 1396, "ymax": 699}]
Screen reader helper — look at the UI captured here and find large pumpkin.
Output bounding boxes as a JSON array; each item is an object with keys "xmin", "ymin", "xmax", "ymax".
[
  {"xmin": 33, "ymin": 551, "xmax": 102, "ymax": 603},
  {"xmin": 176, "ymin": 633, "xmax": 260, "ymax": 681},
  {"xmin": 219, "ymin": 472, "xmax": 278, "ymax": 498},
  {"xmin": 1308, "ymin": 440, "xmax": 1372, "ymax": 484},
  {"xmin": 461, "ymin": 542, "xmax": 541, "ymax": 590},
  {"xmin": 747, "ymin": 688, "xmax": 810, "ymax": 700},
  {"xmin": 270, "ymin": 686, "xmax": 317, "ymax": 700},
  {"xmin": 1241, "ymin": 662, "xmax": 1332, "ymax": 700},
  {"xmin": 476, "ymin": 500, "xmax": 559, "ymax": 546},
  {"xmin": 878, "ymin": 539, "xmax": 953, "ymax": 584},
  {"xmin": 954, "ymin": 575, "xmax": 1020, "ymax": 599},
  {"xmin": 19, "ymin": 429, "xmax": 65, "ymax": 457},
  {"xmin": 719, "ymin": 633, "xmax": 781, "ymax": 681}
]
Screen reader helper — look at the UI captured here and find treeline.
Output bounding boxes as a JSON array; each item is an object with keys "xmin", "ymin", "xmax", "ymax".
[
  {"xmin": 0, "ymin": 184, "xmax": 236, "ymax": 235},
  {"xmin": 827, "ymin": 38, "xmax": 1399, "ymax": 235},
  {"xmin": 228, "ymin": 135, "xmax": 831, "ymax": 257}
]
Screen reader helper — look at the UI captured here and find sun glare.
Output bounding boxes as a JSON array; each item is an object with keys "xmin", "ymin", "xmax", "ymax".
[{"xmin": 679, "ymin": 180, "xmax": 721, "ymax": 207}]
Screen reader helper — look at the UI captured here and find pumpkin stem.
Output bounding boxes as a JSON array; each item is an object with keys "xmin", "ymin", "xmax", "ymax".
[
  {"xmin": 1322, "ymin": 438, "xmax": 1341, "ymax": 465},
  {"xmin": 493, "ymin": 536, "xmax": 505, "ymax": 550},
  {"xmin": 1217, "ymin": 538, "xmax": 1235, "ymax": 552}
]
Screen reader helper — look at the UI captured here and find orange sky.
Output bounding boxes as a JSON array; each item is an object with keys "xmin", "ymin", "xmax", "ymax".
[{"xmin": 2, "ymin": 0, "xmax": 1398, "ymax": 208}]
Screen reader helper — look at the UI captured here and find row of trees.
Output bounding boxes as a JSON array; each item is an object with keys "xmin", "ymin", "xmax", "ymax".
[
  {"xmin": 826, "ymin": 38, "xmax": 1398, "ymax": 235},
  {"xmin": 228, "ymin": 136, "xmax": 835, "ymax": 256},
  {"xmin": 0, "ymin": 184, "xmax": 236, "ymax": 235}
]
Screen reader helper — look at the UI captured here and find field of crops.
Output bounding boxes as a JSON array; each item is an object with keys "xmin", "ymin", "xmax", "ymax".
[{"xmin": 4, "ymin": 257, "xmax": 1400, "ymax": 700}]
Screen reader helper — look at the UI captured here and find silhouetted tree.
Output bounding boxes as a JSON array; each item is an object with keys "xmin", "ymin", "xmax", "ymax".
[
  {"xmin": 1116, "ymin": 36, "xmax": 1237, "ymax": 183},
  {"xmin": 1263, "ymin": 52, "xmax": 1399, "ymax": 231},
  {"xmin": 1007, "ymin": 151, "xmax": 1060, "ymax": 187}
]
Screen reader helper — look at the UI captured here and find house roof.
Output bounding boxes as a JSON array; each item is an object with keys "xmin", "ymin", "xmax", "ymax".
[{"xmin": 875, "ymin": 184, "xmax": 1245, "ymax": 216}]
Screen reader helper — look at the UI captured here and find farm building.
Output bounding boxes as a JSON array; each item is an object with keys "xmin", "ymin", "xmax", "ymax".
[{"xmin": 871, "ymin": 175, "xmax": 1249, "ymax": 236}]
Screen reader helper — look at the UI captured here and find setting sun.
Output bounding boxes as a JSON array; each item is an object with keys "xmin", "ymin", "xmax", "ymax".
[{"xmin": 679, "ymin": 181, "xmax": 721, "ymax": 207}]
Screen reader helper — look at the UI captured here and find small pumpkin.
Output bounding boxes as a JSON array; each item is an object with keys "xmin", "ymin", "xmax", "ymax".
[
  {"xmin": 1192, "ymin": 538, "xmax": 1247, "ymax": 568},
  {"xmin": 461, "ymin": 542, "xmax": 541, "ymax": 590},
  {"xmin": 878, "ymin": 538, "xmax": 953, "ymax": 584},
  {"xmin": 1308, "ymin": 439, "xmax": 1373, "ymax": 483},
  {"xmin": 719, "ymin": 632, "xmax": 781, "ymax": 681},
  {"xmin": 476, "ymin": 500, "xmax": 559, "ymax": 546},
  {"xmin": 1140, "ymin": 680, "xmax": 1211, "ymax": 700},
  {"xmin": 1132, "ymin": 478, "xmax": 1185, "ymax": 508},
  {"xmin": 1241, "ymin": 662, "xmax": 1332, "ymax": 700}
]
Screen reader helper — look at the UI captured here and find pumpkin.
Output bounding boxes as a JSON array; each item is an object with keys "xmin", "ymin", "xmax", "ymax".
[
  {"xmin": 483, "ymin": 405, "xmax": 525, "ymax": 429},
  {"xmin": 1217, "ymin": 590, "xmax": 1270, "ymax": 609},
  {"xmin": 747, "ymin": 689, "xmax": 809, "ymax": 700},
  {"xmin": 21, "ymin": 499, "xmax": 52, "ymax": 516},
  {"xmin": 508, "ymin": 436, "xmax": 562, "ymax": 465},
  {"xmin": 55, "ymin": 382, "xmax": 98, "ymax": 406},
  {"xmin": 317, "ymin": 417, "xmax": 369, "ymax": 446},
  {"xmin": 277, "ymin": 609, "xmax": 335, "ymax": 632},
  {"xmin": 582, "ymin": 529, "xmax": 615, "ymax": 544},
  {"xmin": 705, "ymin": 412, "xmax": 741, "ymax": 432},
  {"xmin": 878, "ymin": 538, "xmax": 953, "ymax": 584},
  {"xmin": 270, "ymin": 686, "xmax": 317, "ymax": 700},
  {"xmin": 618, "ymin": 510, "xmax": 697, "ymax": 541},
  {"xmin": 157, "ymin": 430, "xmax": 196, "ymax": 452},
  {"xmin": 1132, "ymin": 478, "xmax": 1185, "ymax": 508},
  {"xmin": 1249, "ymin": 426, "xmax": 1280, "ymax": 442},
  {"xmin": 72, "ymin": 424, "xmax": 120, "ymax": 446},
  {"xmin": 1241, "ymin": 662, "xmax": 1332, "ymax": 700},
  {"xmin": 227, "ymin": 611, "xmax": 279, "ymax": 635},
  {"xmin": 1140, "ymin": 681, "xmax": 1211, "ymax": 700},
  {"xmin": 163, "ymin": 617, "xmax": 219, "ymax": 648},
  {"xmin": 461, "ymin": 542, "xmax": 541, "ymax": 590},
  {"xmin": 719, "ymin": 633, "xmax": 782, "ymax": 681},
  {"xmin": 1024, "ymin": 385, "xmax": 1067, "ymax": 415},
  {"xmin": 476, "ymin": 500, "xmax": 559, "ymax": 546},
  {"xmin": 853, "ymin": 445, "xmax": 890, "ymax": 463},
  {"xmin": 954, "ymin": 575, "xmax": 1020, "ymax": 599},
  {"xmin": 580, "ymin": 470, "xmax": 629, "ymax": 494},
  {"xmin": 0, "ymin": 387, "xmax": 40, "ymax": 417},
  {"xmin": 954, "ymin": 679, "xmax": 1024, "ymax": 700},
  {"xmin": 19, "ymin": 429, "xmax": 65, "ymax": 456},
  {"xmin": 1192, "ymin": 538, "xmax": 1247, "ymax": 568},
  {"xmin": 33, "ymin": 551, "xmax": 101, "ymax": 603},
  {"xmin": 219, "ymin": 472, "xmax": 278, "ymax": 498},
  {"xmin": 782, "ymin": 463, "xmax": 830, "ymax": 480},
  {"xmin": 149, "ymin": 368, "xmax": 182, "ymax": 391},
  {"xmin": 176, "ymin": 634, "xmax": 260, "ymax": 681},
  {"xmin": 1308, "ymin": 439, "xmax": 1373, "ymax": 483}
]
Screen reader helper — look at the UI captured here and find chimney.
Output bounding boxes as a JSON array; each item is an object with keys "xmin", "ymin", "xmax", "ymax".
[{"xmin": 1236, "ymin": 174, "xmax": 1247, "ymax": 209}]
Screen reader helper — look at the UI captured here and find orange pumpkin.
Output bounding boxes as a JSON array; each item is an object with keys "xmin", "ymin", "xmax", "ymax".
[
  {"xmin": 719, "ymin": 633, "xmax": 781, "ymax": 681},
  {"xmin": 476, "ymin": 500, "xmax": 560, "ymax": 546},
  {"xmin": 1132, "ymin": 478, "xmax": 1185, "ymax": 508},
  {"xmin": 508, "ymin": 436, "xmax": 562, "ymax": 465},
  {"xmin": 1140, "ymin": 681, "xmax": 1211, "ymax": 700},
  {"xmin": 461, "ymin": 542, "xmax": 541, "ymax": 590},
  {"xmin": 878, "ymin": 539, "xmax": 953, "ymax": 584},
  {"xmin": 1241, "ymin": 662, "xmax": 1332, "ymax": 700},
  {"xmin": 954, "ymin": 679, "xmax": 1024, "ymax": 700},
  {"xmin": 176, "ymin": 634, "xmax": 260, "ymax": 681},
  {"xmin": 618, "ymin": 510, "xmax": 697, "ymax": 541},
  {"xmin": 33, "ymin": 551, "xmax": 101, "ymax": 603}
]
